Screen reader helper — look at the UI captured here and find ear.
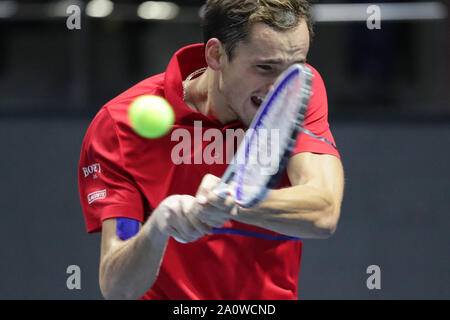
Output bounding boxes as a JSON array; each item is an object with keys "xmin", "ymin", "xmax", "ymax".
[{"xmin": 205, "ymin": 38, "xmax": 226, "ymax": 71}]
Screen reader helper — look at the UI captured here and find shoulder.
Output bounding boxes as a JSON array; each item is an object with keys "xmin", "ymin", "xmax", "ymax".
[
  {"xmin": 303, "ymin": 64, "xmax": 329, "ymax": 120},
  {"xmin": 86, "ymin": 73, "xmax": 166, "ymax": 137},
  {"xmin": 305, "ymin": 63, "xmax": 327, "ymax": 100},
  {"xmin": 83, "ymin": 73, "xmax": 178, "ymax": 169},
  {"xmin": 105, "ymin": 73, "xmax": 166, "ymax": 124},
  {"xmin": 81, "ymin": 73, "xmax": 169, "ymax": 160}
]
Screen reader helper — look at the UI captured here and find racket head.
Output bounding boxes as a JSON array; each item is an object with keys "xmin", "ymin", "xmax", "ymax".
[{"xmin": 231, "ymin": 63, "xmax": 313, "ymax": 207}]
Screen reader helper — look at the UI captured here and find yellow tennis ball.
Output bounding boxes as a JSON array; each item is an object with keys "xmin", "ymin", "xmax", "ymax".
[{"xmin": 128, "ymin": 95, "xmax": 175, "ymax": 139}]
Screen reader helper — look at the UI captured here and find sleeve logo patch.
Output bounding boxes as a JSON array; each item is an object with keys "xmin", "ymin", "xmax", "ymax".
[
  {"xmin": 82, "ymin": 163, "xmax": 101, "ymax": 179},
  {"xmin": 87, "ymin": 189, "xmax": 107, "ymax": 204}
]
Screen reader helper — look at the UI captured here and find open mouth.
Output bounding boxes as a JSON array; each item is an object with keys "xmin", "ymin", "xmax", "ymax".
[{"xmin": 251, "ymin": 95, "xmax": 264, "ymax": 108}]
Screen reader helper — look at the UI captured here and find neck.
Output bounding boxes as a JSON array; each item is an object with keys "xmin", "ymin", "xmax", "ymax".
[{"xmin": 184, "ymin": 68, "xmax": 238, "ymax": 125}]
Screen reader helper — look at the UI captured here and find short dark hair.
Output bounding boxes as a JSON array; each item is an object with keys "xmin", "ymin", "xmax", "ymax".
[{"xmin": 202, "ymin": 0, "xmax": 314, "ymax": 60}]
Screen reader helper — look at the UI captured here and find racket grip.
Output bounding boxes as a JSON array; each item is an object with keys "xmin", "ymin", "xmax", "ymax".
[
  {"xmin": 212, "ymin": 181, "xmax": 229, "ymax": 199},
  {"xmin": 213, "ymin": 161, "xmax": 237, "ymax": 199}
]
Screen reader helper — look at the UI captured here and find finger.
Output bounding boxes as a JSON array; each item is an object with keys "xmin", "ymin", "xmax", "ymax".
[
  {"xmin": 165, "ymin": 226, "xmax": 188, "ymax": 243},
  {"xmin": 180, "ymin": 197, "xmax": 213, "ymax": 235},
  {"xmin": 196, "ymin": 174, "xmax": 221, "ymax": 204},
  {"xmin": 188, "ymin": 217, "xmax": 213, "ymax": 235},
  {"xmin": 174, "ymin": 213, "xmax": 202, "ymax": 241},
  {"xmin": 196, "ymin": 204, "xmax": 232, "ymax": 227},
  {"xmin": 223, "ymin": 192, "xmax": 237, "ymax": 208},
  {"xmin": 230, "ymin": 204, "xmax": 241, "ymax": 217},
  {"xmin": 167, "ymin": 226, "xmax": 196, "ymax": 244},
  {"xmin": 159, "ymin": 196, "xmax": 205, "ymax": 242},
  {"xmin": 201, "ymin": 204, "xmax": 231, "ymax": 221},
  {"xmin": 197, "ymin": 215, "xmax": 227, "ymax": 228},
  {"xmin": 169, "ymin": 199, "xmax": 203, "ymax": 242},
  {"xmin": 207, "ymin": 191, "xmax": 236, "ymax": 212},
  {"xmin": 184, "ymin": 203, "xmax": 213, "ymax": 234}
]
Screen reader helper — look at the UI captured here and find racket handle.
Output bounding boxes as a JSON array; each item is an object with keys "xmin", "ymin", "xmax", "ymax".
[
  {"xmin": 212, "ymin": 181, "xmax": 229, "ymax": 199},
  {"xmin": 213, "ymin": 162, "xmax": 237, "ymax": 199}
]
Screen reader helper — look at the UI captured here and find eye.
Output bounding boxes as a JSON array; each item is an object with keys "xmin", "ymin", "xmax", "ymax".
[{"xmin": 257, "ymin": 65, "xmax": 273, "ymax": 72}]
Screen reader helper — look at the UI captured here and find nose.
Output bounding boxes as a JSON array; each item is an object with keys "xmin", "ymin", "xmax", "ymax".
[{"xmin": 265, "ymin": 82, "xmax": 275, "ymax": 93}]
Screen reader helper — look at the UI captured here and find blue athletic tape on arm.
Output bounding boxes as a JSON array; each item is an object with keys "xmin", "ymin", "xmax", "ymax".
[{"xmin": 116, "ymin": 218, "xmax": 140, "ymax": 240}]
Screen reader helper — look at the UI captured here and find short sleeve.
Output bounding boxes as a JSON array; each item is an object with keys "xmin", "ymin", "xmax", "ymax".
[
  {"xmin": 78, "ymin": 108, "xmax": 146, "ymax": 233},
  {"xmin": 292, "ymin": 65, "xmax": 340, "ymax": 159}
]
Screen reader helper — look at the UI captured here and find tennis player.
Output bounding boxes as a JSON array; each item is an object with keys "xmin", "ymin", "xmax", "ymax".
[{"xmin": 78, "ymin": 0, "xmax": 344, "ymax": 300}]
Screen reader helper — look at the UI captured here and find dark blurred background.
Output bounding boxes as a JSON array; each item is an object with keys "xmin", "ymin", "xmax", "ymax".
[{"xmin": 0, "ymin": 0, "xmax": 449, "ymax": 299}]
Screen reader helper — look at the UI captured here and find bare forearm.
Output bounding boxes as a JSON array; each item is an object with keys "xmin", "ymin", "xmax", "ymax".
[
  {"xmin": 100, "ymin": 216, "xmax": 169, "ymax": 300},
  {"xmin": 233, "ymin": 184, "xmax": 337, "ymax": 239}
]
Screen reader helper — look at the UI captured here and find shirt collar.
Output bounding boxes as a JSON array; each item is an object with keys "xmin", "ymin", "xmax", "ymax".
[{"xmin": 164, "ymin": 43, "xmax": 244, "ymax": 130}]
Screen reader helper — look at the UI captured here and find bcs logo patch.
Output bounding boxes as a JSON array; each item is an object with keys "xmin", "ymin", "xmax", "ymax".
[
  {"xmin": 82, "ymin": 163, "xmax": 101, "ymax": 179},
  {"xmin": 87, "ymin": 189, "xmax": 106, "ymax": 204}
]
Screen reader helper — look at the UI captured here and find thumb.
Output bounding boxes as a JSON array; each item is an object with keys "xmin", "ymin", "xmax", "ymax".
[{"xmin": 196, "ymin": 174, "xmax": 221, "ymax": 204}]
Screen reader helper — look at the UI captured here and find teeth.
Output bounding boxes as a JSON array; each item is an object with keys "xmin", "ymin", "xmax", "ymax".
[{"xmin": 252, "ymin": 96, "xmax": 263, "ymax": 106}]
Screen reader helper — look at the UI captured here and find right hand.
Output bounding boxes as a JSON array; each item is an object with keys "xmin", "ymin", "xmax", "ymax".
[{"xmin": 152, "ymin": 195, "xmax": 228, "ymax": 243}]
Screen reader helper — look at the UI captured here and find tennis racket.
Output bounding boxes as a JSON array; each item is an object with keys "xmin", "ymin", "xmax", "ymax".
[
  {"xmin": 213, "ymin": 63, "xmax": 313, "ymax": 207},
  {"xmin": 174, "ymin": 63, "xmax": 315, "ymax": 243}
]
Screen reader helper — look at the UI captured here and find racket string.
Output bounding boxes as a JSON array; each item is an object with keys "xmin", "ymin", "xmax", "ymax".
[{"xmin": 237, "ymin": 68, "xmax": 309, "ymax": 205}]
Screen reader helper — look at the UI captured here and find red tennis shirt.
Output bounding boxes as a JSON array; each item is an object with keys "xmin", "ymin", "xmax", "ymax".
[{"xmin": 78, "ymin": 44, "xmax": 340, "ymax": 300}]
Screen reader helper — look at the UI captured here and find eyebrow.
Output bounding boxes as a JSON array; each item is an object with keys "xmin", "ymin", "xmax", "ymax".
[{"xmin": 256, "ymin": 58, "xmax": 307, "ymax": 65}]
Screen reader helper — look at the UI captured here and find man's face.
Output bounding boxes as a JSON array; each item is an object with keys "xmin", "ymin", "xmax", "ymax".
[{"xmin": 218, "ymin": 20, "xmax": 310, "ymax": 126}]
